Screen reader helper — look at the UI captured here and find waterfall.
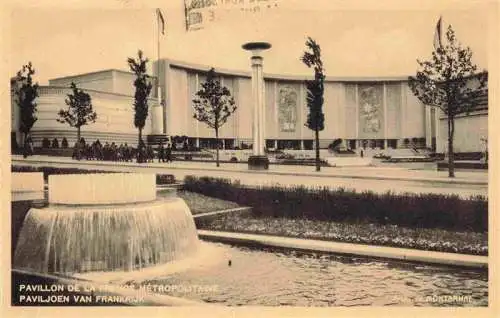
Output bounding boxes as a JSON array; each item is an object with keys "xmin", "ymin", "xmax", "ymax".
[{"xmin": 13, "ymin": 197, "xmax": 200, "ymax": 274}]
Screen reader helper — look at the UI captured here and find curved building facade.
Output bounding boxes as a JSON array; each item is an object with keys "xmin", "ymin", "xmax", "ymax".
[
  {"xmin": 155, "ymin": 59, "xmax": 487, "ymax": 153},
  {"xmin": 11, "ymin": 59, "xmax": 487, "ymax": 153}
]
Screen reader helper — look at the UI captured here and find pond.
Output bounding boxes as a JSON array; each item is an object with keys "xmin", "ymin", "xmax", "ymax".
[
  {"xmin": 12, "ymin": 197, "xmax": 488, "ymax": 307},
  {"xmin": 139, "ymin": 242, "xmax": 487, "ymax": 307}
]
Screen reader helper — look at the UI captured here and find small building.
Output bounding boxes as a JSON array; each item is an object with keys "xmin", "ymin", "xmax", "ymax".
[{"xmin": 11, "ymin": 69, "xmax": 160, "ymax": 148}]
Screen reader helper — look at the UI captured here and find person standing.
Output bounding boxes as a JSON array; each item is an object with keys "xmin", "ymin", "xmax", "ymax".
[
  {"xmin": 158, "ymin": 142, "xmax": 165, "ymax": 163},
  {"xmin": 166, "ymin": 141, "xmax": 172, "ymax": 163}
]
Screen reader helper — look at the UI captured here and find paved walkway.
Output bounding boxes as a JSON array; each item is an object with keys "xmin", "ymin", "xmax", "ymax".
[{"xmin": 12, "ymin": 155, "xmax": 488, "ymax": 198}]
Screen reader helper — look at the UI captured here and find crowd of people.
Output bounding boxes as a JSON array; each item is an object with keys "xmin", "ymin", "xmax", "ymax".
[{"xmin": 72, "ymin": 138, "xmax": 173, "ymax": 163}]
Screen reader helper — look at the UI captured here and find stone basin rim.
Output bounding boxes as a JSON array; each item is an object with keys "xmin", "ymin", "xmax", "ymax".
[
  {"xmin": 45, "ymin": 197, "xmax": 181, "ymax": 209},
  {"xmin": 48, "ymin": 173, "xmax": 156, "ymax": 205}
]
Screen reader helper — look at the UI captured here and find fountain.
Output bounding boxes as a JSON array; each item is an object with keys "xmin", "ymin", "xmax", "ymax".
[
  {"xmin": 13, "ymin": 173, "xmax": 200, "ymax": 274},
  {"xmin": 11, "ymin": 172, "xmax": 44, "ymax": 201},
  {"xmin": 10, "ymin": 174, "xmax": 488, "ymax": 307}
]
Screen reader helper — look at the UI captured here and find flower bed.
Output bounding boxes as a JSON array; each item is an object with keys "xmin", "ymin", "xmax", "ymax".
[{"xmin": 200, "ymin": 214, "xmax": 487, "ymax": 255}]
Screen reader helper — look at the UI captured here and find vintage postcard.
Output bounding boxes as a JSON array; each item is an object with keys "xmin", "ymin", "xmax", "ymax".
[{"xmin": 1, "ymin": 0, "xmax": 498, "ymax": 317}]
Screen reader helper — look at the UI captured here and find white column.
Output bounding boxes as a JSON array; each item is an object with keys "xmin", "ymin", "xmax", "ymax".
[
  {"xmin": 383, "ymin": 83, "xmax": 388, "ymax": 148},
  {"xmin": 233, "ymin": 79, "xmax": 239, "ymax": 142},
  {"xmin": 151, "ymin": 103, "xmax": 163, "ymax": 134},
  {"xmin": 251, "ymin": 58, "xmax": 259, "ymax": 155},
  {"xmin": 435, "ymin": 107, "xmax": 440, "ymax": 152},
  {"xmin": 243, "ymin": 42, "xmax": 271, "ymax": 169},
  {"xmin": 355, "ymin": 84, "xmax": 359, "ymax": 141},
  {"xmin": 274, "ymin": 81, "xmax": 278, "ymax": 137},
  {"xmin": 400, "ymin": 82, "xmax": 406, "ymax": 147},
  {"xmin": 251, "ymin": 55, "xmax": 265, "ymax": 156},
  {"xmin": 261, "ymin": 76, "xmax": 266, "ymax": 152},
  {"xmin": 163, "ymin": 61, "xmax": 170, "ymax": 134},
  {"xmin": 425, "ymin": 106, "xmax": 432, "ymax": 148}
]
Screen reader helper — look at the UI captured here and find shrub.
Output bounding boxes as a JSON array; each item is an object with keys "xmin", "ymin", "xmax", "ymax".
[
  {"xmin": 156, "ymin": 174, "xmax": 176, "ymax": 185},
  {"xmin": 183, "ymin": 176, "xmax": 488, "ymax": 232}
]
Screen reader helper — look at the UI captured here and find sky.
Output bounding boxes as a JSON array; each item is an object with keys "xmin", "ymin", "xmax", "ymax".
[{"xmin": 6, "ymin": 0, "xmax": 494, "ymax": 85}]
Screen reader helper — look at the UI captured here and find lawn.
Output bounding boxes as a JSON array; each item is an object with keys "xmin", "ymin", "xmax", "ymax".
[{"xmin": 177, "ymin": 190, "xmax": 240, "ymax": 215}]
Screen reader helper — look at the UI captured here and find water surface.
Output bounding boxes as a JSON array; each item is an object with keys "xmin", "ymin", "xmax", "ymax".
[{"xmin": 143, "ymin": 243, "xmax": 488, "ymax": 307}]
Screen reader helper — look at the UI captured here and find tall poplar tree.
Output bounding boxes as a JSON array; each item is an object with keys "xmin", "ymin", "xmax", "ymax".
[
  {"xmin": 13, "ymin": 62, "xmax": 39, "ymax": 145},
  {"xmin": 127, "ymin": 50, "xmax": 153, "ymax": 145},
  {"xmin": 301, "ymin": 37, "xmax": 325, "ymax": 172}
]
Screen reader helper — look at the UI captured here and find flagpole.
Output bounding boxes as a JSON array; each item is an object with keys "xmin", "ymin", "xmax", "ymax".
[
  {"xmin": 184, "ymin": 1, "xmax": 189, "ymax": 31},
  {"xmin": 433, "ymin": 15, "xmax": 443, "ymax": 50},
  {"xmin": 439, "ymin": 15, "xmax": 443, "ymax": 48},
  {"xmin": 157, "ymin": 9, "xmax": 161, "ymax": 100}
]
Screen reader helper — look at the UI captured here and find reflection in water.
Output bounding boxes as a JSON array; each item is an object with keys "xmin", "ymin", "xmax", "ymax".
[{"xmin": 143, "ymin": 244, "xmax": 488, "ymax": 307}]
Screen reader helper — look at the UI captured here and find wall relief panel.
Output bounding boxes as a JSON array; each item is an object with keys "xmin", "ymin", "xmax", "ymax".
[
  {"xmin": 278, "ymin": 85, "xmax": 298, "ymax": 132},
  {"xmin": 358, "ymin": 84, "xmax": 384, "ymax": 138}
]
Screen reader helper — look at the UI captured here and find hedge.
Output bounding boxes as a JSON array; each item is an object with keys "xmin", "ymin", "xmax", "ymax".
[{"xmin": 183, "ymin": 176, "xmax": 487, "ymax": 232}]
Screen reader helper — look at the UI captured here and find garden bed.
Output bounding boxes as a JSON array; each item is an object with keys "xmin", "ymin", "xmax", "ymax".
[
  {"xmin": 183, "ymin": 176, "xmax": 488, "ymax": 233},
  {"xmin": 179, "ymin": 177, "xmax": 487, "ymax": 255},
  {"xmin": 177, "ymin": 191, "xmax": 240, "ymax": 215},
  {"xmin": 198, "ymin": 214, "xmax": 487, "ymax": 255}
]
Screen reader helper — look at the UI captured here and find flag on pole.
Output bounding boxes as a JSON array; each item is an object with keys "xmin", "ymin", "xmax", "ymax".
[
  {"xmin": 157, "ymin": 8, "xmax": 166, "ymax": 35},
  {"xmin": 433, "ymin": 16, "xmax": 442, "ymax": 50}
]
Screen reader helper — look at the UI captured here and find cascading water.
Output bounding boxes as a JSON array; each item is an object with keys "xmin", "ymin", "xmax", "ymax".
[{"xmin": 13, "ymin": 173, "xmax": 200, "ymax": 274}]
